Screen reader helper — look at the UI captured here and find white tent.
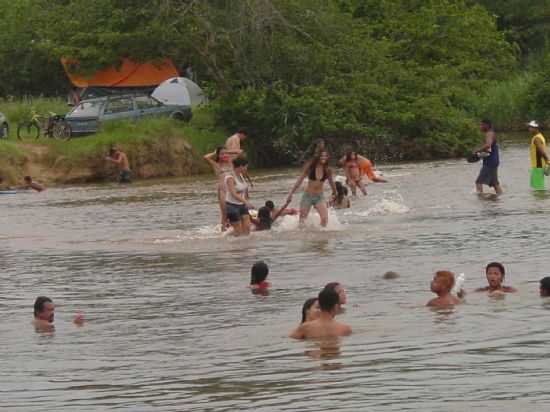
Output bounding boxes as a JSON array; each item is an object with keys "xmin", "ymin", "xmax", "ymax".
[{"xmin": 151, "ymin": 77, "xmax": 206, "ymax": 107}]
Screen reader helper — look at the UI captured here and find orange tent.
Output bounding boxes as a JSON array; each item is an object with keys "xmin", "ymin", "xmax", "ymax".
[{"xmin": 62, "ymin": 58, "xmax": 179, "ymax": 88}]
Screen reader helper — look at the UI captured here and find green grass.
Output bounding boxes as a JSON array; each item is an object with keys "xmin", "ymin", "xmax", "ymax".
[{"xmin": 0, "ymin": 97, "xmax": 70, "ymax": 125}]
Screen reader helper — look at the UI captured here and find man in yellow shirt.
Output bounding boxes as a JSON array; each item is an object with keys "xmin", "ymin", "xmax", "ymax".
[{"xmin": 528, "ymin": 120, "xmax": 550, "ymax": 190}]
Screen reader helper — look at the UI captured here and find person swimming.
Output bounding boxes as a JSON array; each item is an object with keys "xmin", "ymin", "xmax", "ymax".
[
  {"xmin": 427, "ymin": 271, "xmax": 462, "ymax": 308},
  {"xmin": 301, "ymin": 297, "xmax": 320, "ymax": 323},
  {"xmin": 249, "ymin": 261, "xmax": 270, "ymax": 291},
  {"xmin": 289, "ymin": 287, "xmax": 352, "ymax": 339},
  {"xmin": 32, "ymin": 296, "xmax": 84, "ymax": 331},
  {"xmin": 324, "ymin": 281, "xmax": 347, "ymax": 310},
  {"xmin": 539, "ymin": 277, "xmax": 550, "ymax": 297},
  {"xmin": 475, "ymin": 262, "xmax": 517, "ymax": 294}
]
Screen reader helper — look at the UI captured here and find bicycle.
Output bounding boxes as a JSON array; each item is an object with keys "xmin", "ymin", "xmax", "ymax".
[{"xmin": 17, "ymin": 110, "xmax": 72, "ymax": 140}]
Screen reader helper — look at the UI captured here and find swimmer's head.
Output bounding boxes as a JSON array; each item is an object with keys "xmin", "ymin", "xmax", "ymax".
[
  {"xmin": 250, "ymin": 261, "xmax": 269, "ymax": 285},
  {"xmin": 301, "ymin": 297, "xmax": 320, "ymax": 323},
  {"xmin": 265, "ymin": 201, "xmax": 275, "ymax": 211},
  {"xmin": 540, "ymin": 277, "xmax": 550, "ymax": 297},
  {"xmin": 34, "ymin": 296, "xmax": 55, "ymax": 323},
  {"xmin": 383, "ymin": 271, "xmax": 400, "ymax": 280},
  {"xmin": 486, "ymin": 262, "xmax": 505, "ymax": 289},
  {"xmin": 431, "ymin": 271, "xmax": 455, "ymax": 294},
  {"xmin": 318, "ymin": 287, "xmax": 340, "ymax": 314},
  {"xmin": 325, "ymin": 282, "xmax": 347, "ymax": 305}
]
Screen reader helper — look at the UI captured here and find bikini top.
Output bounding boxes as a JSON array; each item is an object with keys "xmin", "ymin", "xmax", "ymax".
[{"xmin": 308, "ymin": 165, "xmax": 328, "ymax": 182}]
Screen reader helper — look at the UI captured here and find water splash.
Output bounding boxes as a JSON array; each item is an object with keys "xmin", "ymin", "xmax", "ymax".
[
  {"xmin": 275, "ymin": 209, "xmax": 345, "ymax": 232},
  {"xmin": 351, "ymin": 191, "xmax": 410, "ymax": 217}
]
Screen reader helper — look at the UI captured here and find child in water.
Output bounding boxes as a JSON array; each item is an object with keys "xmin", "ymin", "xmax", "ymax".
[
  {"xmin": 251, "ymin": 200, "xmax": 294, "ymax": 231},
  {"xmin": 249, "ymin": 261, "xmax": 271, "ymax": 292},
  {"xmin": 330, "ymin": 181, "xmax": 351, "ymax": 209},
  {"xmin": 427, "ymin": 271, "xmax": 462, "ymax": 307}
]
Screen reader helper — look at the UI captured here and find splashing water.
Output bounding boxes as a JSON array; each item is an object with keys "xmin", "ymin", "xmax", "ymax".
[
  {"xmin": 351, "ymin": 191, "xmax": 410, "ymax": 217},
  {"xmin": 275, "ymin": 209, "xmax": 345, "ymax": 232}
]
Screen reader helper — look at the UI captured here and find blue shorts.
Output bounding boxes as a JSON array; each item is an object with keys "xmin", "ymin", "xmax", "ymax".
[
  {"xmin": 226, "ymin": 202, "xmax": 249, "ymax": 223},
  {"xmin": 119, "ymin": 170, "xmax": 132, "ymax": 183},
  {"xmin": 300, "ymin": 192, "xmax": 325, "ymax": 209}
]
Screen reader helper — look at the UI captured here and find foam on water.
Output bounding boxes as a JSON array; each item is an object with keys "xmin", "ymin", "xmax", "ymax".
[
  {"xmin": 348, "ymin": 190, "xmax": 410, "ymax": 217},
  {"xmin": 275, "ymin": 209, "xmax": 345, "ymax": 232}
]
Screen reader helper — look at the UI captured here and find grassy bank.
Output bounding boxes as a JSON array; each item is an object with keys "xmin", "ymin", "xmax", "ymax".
[{"xmin": 0, "ymin": 99, "xmax": 227, "ymax": 185}]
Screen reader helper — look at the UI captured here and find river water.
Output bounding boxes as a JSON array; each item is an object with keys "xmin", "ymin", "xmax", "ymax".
[{"xmin": 2, "ymin": 143, "xmax": 550, "ymax": 411}]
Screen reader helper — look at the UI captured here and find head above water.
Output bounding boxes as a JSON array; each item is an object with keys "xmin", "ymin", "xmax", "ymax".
[
  {"xmin": 34, "ymin": 296, "xmax": 54, "ymax": 322},
  {"xmin": 257, "ymin": 206, "xmax": 273, "ymax": 229},
  {"xmin": 540, "ymin": 277, "xmax": 550, "ymax": 297},
  {"xmin": 265, "ymin": 201, "xmax": 275, "ymax": 211},
  {"xmin": 431, "ymin": 271, "xmax": 455, "ymax": 294},
  {"xmin": 250, "ymin": 261, "xmax": 269, "ymax": 285},
  {"xmin": 324, "ymin": 282, "xmax": 347, "ymax": 305},
  {"xmin": 318, "ymin": 287, "xmax": 340, "ymax": 313},
  {"xmin": 485, "ymin": 262, "xmax": 505, "ymax": 288},
  {"xmin": 301, "ymin": 297, "xmax": 320, "ymax": 323}
]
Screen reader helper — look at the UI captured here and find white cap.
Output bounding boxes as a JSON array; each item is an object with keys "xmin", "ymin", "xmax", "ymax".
[{"xmin": 527, "ymin": 120, "xmax": 540, "ymax": 128}]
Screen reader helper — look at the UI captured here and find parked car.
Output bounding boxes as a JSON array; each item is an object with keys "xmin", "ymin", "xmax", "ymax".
[
  {"xmin": 65, "ymin": 94, "xmax": 192, "ymax": 136},
  {"xmin": 0, "ymin": 111, "xmax": 9, "ymax": 139}
]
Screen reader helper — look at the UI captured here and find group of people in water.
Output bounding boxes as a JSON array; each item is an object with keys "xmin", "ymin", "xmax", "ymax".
[
  {"xmin": 203, "ymin": 130, "xmax": 386, "ymax": 235},
  {"xmin": 242, "ymin": 259, "xmax": 550, "ymax": 340}
]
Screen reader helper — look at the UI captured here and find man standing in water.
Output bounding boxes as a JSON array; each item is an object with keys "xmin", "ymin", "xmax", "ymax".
[
  {"xmin": 289, "ymin": 287, "xmax": 352, "ymax": 339},
  {"xmin": 527, "ymin": 120, "xmax": 549, "ymax": 191},
  {"xmin": 475, "ymin": 119, "xmax": 502, "ymax": 195},
  {"xmin": 106, "ymin": 146, "xmax": 132, "ymax": 183}
]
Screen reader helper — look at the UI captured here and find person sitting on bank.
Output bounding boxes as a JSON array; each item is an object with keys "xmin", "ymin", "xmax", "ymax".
[
  {"xmin": 23, "ymin": 176, "xmax": 45, "ymax": 192},
  {"xmin": 105, "ymin": 146, "xmax": 132, "ymax": 183},
  {"xmin": 289, "ymin": 287, "xmax": 352, "ymax": 339},
  {"xmin": 475, "ymin": 262, "xmax": 517, "ymax": 295},
  {"xmin": 427, "ymin": 271, "xmax": 462, "ymax": 308},
  {"xmin": 539, "ymin": 277, "xmax": 550, "ymax": 297},
  {"xmin": 32, "ymin": 296, "xmax": 85, "ymax": 331}
]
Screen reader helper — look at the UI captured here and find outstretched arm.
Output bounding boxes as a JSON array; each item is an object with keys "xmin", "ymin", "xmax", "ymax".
[
  {"xmin": 272, "ymin": 199, "xmax": 292, "ymax": 223},
  {"xmin": 286, "ymin": 162, "xmax": 310, "ymax": 202}
]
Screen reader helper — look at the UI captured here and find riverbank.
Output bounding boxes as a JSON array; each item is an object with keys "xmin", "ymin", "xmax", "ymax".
[{"xmin": 0, "ymin": 110, "xmax": 226, "ymax": 185}]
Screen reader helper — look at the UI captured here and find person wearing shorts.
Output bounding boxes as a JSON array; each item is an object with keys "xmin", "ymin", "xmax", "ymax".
[
  {"xmin": 224, "ymin": 157, "xmax": 254, "ymax": 236},
  {"xmin": 528, "ymin": 120, "xmax": 549, "ymax": 191},
  {"xmin": 475, "ymin": 119, "xmax": 502, "ymax": 195}
]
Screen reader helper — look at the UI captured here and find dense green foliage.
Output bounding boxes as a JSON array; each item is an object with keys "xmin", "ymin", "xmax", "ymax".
[{"xmin": 0, "ymin": 0, "xmax": 548, "ymax": 163}]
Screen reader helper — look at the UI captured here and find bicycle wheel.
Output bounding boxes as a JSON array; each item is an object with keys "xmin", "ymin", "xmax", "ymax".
[
  {"xmin": 17, "ymin": 122, "xmax": 40, "ymax": 140},
  {"xmin": 52, "ymin": 119, "xmax": 72, "ymax": 140}
]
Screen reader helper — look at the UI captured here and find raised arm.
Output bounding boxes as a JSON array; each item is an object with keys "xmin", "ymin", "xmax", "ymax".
[
  {"xmin": 203, "ymin": 151, "xmax": 220, "ymax": 173},
  {"xmin": 272, "ymin": 199, "xmax": 292, "ymax": 223}
]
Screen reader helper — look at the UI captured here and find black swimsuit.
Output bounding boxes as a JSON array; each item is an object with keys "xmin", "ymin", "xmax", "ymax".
[{"xmin": 308, "ymin": 165, "xmax": 328, "ymax": 182}]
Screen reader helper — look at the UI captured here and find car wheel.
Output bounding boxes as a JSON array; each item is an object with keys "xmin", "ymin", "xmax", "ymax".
[{"xmin": 1, "ymin": 123, "xmax": 8, "ymax": 139}]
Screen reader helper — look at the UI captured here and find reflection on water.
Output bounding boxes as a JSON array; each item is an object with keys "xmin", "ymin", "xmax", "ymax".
[{"xmin": 2, "ymin": 145, "xmax": 550, "ymax": 411}]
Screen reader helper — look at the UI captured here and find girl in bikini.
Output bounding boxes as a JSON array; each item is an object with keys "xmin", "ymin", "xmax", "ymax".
[
  {"xmin": 286, "ymin": 150, "xmax": 337, "ymax": 227},
  {"xmin": 343, "ymin": 151, "xmax": 367, "ymax": 196}
]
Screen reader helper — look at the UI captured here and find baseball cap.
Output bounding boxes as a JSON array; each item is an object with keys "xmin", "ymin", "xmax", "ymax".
[{"xmin": 527, "ymin": 120, "xmax": 540, "ymax": 128}]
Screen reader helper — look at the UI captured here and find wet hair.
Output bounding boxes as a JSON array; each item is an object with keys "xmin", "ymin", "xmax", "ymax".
[
  {"xmin": 481, "ymin": 119, "xmax": 492, "ymax": 128},
  {"xmin": 301, "ymin": 298, "xmax": 318, "ymax": 323},
  {"xmin": 232, "ymin": 157, "xmax": 248, "ymax": 168},
  {"xmin": 335, "ymin": 181, "xmax": 347, "ymax": 204},
  {"xmin": 250, "ymin": 261, "xmax": 269, "ymax": 285},
  {"xmin": 434, "ymin": 271, "xmax": 455, "ymax": 291},
  {"xmin": 540, "ymin": 277, "xmax": 550, "ymax": 293},
  {"xmin": 318, "ymin": 287, "xmax": 340, "ymax": 312},
  {"xmin": 307, "ymin": 150, "xmax": 330, "ymax": 177},
  {"xmin": 257, "ymin": 206, "xmax": 273, "ymax": 230},
  {"xmin": 24, "ymin": 176, "xmax": 32, "ymax": 182},
  {"xmin": 34, "ymin": 296, "xmax": 52, "ymax": 317},
  {"xmin": 324, "ymin": 282, "xmax": 341, "ymax": 292},
  {"xmin": 486, "ymin": 262, "xmax": 505, "ymax": 278},
  {"xmin": 237, "ymin": 128, "xmax": 248, "ymax": 136},
  {"xmin": 265, "ymin": 200, "xmax": 275, "ymax": 210}
]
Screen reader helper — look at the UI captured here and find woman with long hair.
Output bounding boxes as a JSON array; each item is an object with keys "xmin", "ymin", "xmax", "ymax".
[
  {"xmin": 286, "ymin": 149, "xmax": 337, "ymax": 227},
  {"xmin": 204, "ymin": 147, "xmax": 233, "ymax": 230},
  {"xmin": 343, "ymin": 150, "xmax": 367, "ymax": 196}
]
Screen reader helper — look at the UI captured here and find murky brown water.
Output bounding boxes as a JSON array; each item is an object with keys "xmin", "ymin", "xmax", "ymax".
[{"xmin": 2, "ymin": 143, "xmax": 550, "ymax": 411}]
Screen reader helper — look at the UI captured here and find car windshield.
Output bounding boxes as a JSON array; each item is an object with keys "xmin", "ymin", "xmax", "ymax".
[{"xmin": 70, "ymin": 101, "xmax": 102, "ymax": 117}]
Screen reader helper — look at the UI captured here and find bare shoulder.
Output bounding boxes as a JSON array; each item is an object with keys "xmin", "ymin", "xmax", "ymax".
[{"xmin": 289, "ymin": 324, "xmax": 306, "ymax": 339}]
